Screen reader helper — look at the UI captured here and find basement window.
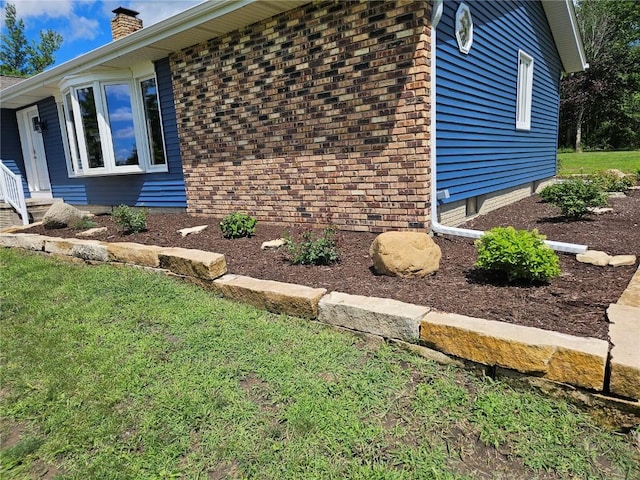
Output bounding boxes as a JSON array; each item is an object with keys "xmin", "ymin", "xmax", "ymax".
[{"xmin": 60, "ymin": 70, "xmax": 167, "ymax": 177}]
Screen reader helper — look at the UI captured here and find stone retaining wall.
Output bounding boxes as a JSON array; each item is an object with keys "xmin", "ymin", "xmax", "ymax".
[{"xmin": 1, "ymin": 231, "xmax": 638, "ymax": 424}]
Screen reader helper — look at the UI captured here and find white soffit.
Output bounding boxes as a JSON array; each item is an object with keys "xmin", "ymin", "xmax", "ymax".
[
  {"xmin": 541, "ymin": 0, "xmax": 588, "ymax": 73},
  {"xmin": 1, "ymin": 0, "xmax": 309, "ymax": 109}
]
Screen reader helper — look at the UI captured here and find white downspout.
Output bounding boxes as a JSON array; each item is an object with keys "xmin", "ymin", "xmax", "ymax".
[{"xmin": 428, "ymin": 0, "xmax": 586, "ymax": 254}]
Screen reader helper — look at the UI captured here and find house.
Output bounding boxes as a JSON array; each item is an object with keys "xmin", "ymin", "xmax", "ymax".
[{"xmin": 0, "ymin": 0, "xmax": 586, "ymax": 233}]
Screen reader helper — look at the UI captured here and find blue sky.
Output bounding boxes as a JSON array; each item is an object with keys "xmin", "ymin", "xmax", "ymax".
[{"xmin": 1, "ymin": 0, "xmax": 203, "ymax": 68}]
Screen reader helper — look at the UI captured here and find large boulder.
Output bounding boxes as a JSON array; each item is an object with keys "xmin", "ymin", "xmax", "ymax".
[
  {"xmin": 42, "ymin": 202, "xmax": 84, "ymax": 229},
  {"xmin": 369, "ymin": 231, "xmax": 441, "ymax": 278}
]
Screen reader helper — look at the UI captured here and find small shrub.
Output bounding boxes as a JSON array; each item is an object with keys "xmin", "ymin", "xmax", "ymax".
[
  {"xmin": 589, "ymin": 171, "xmax": 635, "ymax": 192},
  {"xmin": 112, "ymin": 205, "xmax": 147, "ymax": 234},
  {"xmin": 285, "ymin": 228, "xmax": 340, "ymax": 265},
  {"xmin": 539, "ymin": 178, "xmax": 607, "ymax": 218},
  {"xmin": 475, "ymin": 227, "xmax": 561, "ymax": 283},
  {"xmin": 219, "ymin": 212, "xmax": 257, "ymax": 238},
  {"xmin": 72, "ymin": 216, "xmax": 97, "ymax": 230}
]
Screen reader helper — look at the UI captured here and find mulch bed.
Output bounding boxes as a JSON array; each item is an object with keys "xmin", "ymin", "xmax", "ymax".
[{"xmin": 29, "ymin": 189, "xmax": 640, "ymax": 341}]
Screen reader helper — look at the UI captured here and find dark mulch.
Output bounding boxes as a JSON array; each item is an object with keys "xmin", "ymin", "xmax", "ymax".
[{"xmin": 30, "ymin": 190, "xmax": 640, "ymax": 340}]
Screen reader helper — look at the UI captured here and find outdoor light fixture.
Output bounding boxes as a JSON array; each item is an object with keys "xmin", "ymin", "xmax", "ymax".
[{"xmin": 32, "ymin": 117, "xmax": 47, "ymax": 133}]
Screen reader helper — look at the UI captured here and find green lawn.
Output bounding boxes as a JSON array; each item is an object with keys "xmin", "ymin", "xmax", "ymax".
[
  {"xmin": 1, "ymin": 249, "xmax": 638, "ymax": 479},
  {"xmin": 557, "ymin": 150, "xmax": 640, "ymax": 175}
]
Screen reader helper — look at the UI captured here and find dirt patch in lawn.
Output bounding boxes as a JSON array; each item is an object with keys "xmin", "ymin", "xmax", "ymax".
[{"xmin": 29, "ymin": 190, "xmax": 640, "ymax": 341}]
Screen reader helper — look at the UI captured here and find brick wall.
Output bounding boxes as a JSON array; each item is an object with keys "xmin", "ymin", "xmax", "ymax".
[{"xmin": 171, "ymin": 0, "xmax": 432, "ymax": 232}]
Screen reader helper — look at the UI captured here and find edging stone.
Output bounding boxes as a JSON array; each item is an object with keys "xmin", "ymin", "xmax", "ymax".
[
  {"xmin": 158, "ymin": 247, "xmax": 227, "ymax": 280},
  {"xmin": 607, "ymin": 303, "xmax": 640, "ymax": 400},
  {"xmin": 420, "ymin": 311, "xmax": 609, "ymax": 390},
  {"xmin": 107, "ymin": 242, "xmax": 163, "ymax": 268},
  {"xmin": 0, "ymin": 233, "xmax": 46, "ymax": 251},
  {"xmin": 213, "ymin": 274, "xmax": 326, "ymax": 319},
  {"xmin": 318, "ymin": 291, "xmax": 429, "ymax": 342}
]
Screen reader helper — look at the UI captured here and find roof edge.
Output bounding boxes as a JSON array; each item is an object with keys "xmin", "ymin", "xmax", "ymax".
[{"xmin": 541, "ymin": 0, "xmax": 589, "ymax": 73}]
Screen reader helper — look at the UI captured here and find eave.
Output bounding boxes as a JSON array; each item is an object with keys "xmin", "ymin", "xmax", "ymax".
[
  {"xmin": 0, "ymin": 0, "xmax": 309, "ymax": 109},
  {"xmin": 541, "ymin": 0, "xmax": 589, "ymax": 73}
]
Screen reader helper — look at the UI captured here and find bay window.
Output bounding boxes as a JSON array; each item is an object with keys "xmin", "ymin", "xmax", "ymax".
[{"xmin": 60, "ymin": 69, "xmax": 167, "ymax": 177}]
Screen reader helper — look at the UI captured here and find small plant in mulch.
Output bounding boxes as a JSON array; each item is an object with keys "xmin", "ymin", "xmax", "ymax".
[
  {"xmin": 284, "ymin": 228, "xmax": 340, "ymax": 265},
  {"xmin": 72, "ymin": 216, "xmax": 97, "ymax": 230},
  {"xmin": 474, "ymin": 226, "xmax": 560, "ymax": 284},
  {"xmin": 112, "ymin": 204, "xmax": 147, "ymax": 234},
  {"xmin": 219, "ymin": 212, "xmax": 257, "ymax": 238},
  {"xmin": 539, "ymin": 178, "xmax": 608, "ymax": 219}
]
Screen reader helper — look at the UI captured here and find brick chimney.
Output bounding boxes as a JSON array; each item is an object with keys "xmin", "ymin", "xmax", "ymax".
[{"xmin": 111, "ymin": 7, "xmax": 143, "ymax": 41}]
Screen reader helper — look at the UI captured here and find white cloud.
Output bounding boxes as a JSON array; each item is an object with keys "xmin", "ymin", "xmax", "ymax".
[
  {"xmin": 113, "ymin": 126, "xmax": 135, "ymax": 139},
  {"xmin": 109, "ymin": 106, "xmax": 134, "ymax": 122},
  {"xmin": 11, "ymin": 0, "xmax": 74, "ymax": 19},
  {"xmin": 127, "ymin": 0, "xmax": 203, "ymax": 27},
  {"xmin": 63, "ymin": 15, "xmax": 100, "ymax": 41}
]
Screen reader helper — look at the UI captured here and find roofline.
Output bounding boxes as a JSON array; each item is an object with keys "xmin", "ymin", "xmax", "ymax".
[
  {"xmin": 541, "ymin": 0, "xmax": 589, "ymax": 73},
  {"xmin": 2, "ymin": 0, "xmax": 587, "ymax": 109},
  {"xmin": 0, "ymin": 0, "xmax": 254, "ymax": 105}
]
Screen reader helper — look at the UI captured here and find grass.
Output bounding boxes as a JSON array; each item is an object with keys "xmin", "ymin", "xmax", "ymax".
[
  {"xmin": 557, "ymin": 150, "xmax": 640, "ymax": 175},
  {"xmin": 1, "ymin": 249, "xmax": 639, "ymax": 479}
]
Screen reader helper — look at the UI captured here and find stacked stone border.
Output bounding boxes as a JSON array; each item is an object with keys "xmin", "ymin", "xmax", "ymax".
[{"xmin": 1, "ymin": 231, "xmax": 638, "ymax": 427}]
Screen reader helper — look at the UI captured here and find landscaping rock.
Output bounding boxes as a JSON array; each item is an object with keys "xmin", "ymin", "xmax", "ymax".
[
  {"xmin": 607, "ymin": 192, "xmax": 627, "ymax": 198},
  {"xmin": 42, "ymin": 202, "xmax": 84, "ymax": 229},
  {"xmin": 607, "ymin": 303, "xmax": 640, "ymax": 400},
  {"xmin": 605, "ymin": 169, "xmax": 627, "ymax": 178},
  {"xmin": 369, "ymin": 231, "xmax": 441, "ymax": 278},
  {"xmin": 77, "ymin": 227, "xmax": 108, "ymax": 237},
  {"xmin": 576, "ymin": 250, "xmax": 612, "ymax": 267},
  {"xmin": 158, "ymin": 247, "xmax": 227, "ymax": 280},
  {"xmin": 618, "ymin": 268, "xmax": 640, "ymax": 308},
  {"xmin": 107, "ymin": 242, "xmax": 163, "ymax": 267},
  {"xmin": 0, "ymin": 233, "xmax": 46, "ymax": 250},
  {"xmin": 421, "ymin": 311, "xmax": 608, "ymax": 390},
  {"xmin": 261, "ymin": 238, "xmax": 287, "ymax": 250},
  {"xmin": 318, "ymin": 292, "xmax": 429, "ymax": 342},
  {"xmin": 177, "ymin": 225, "xmax": 208, "ymax": 237},
  {"xmin": 44, "ymin": 237, "xmax": 87, "ymax": 256},
  {"xmin": 71, "ymin": 241, "xmax": 109, "ymax": 262},
  {"xmin": 213, "ymin": 274, "xmax": 326, "ymax": 318},
  {"xmin": 588, "ymin": 207, "xmax": 613, "ymax": 215},
  {"xmin": 609, "ymin": 255, "xmax": 637, "ymax": 267}
]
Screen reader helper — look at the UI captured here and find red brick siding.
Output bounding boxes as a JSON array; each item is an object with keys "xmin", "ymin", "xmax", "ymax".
[{"xmin": 171, "ymin": 0, "xmax": 432, "ymax": 232}]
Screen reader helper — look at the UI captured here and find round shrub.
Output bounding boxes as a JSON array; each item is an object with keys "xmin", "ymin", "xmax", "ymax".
[
  {"xmin": 539, "ymin": 178, "xmax": 607, "ymax": 219},
  {"xmin": 112, "ymin": 205, "xmax": 147, "ymax": 234},
  {"xmin": 475, "ymin": 227, "xmax": 561, "ymax": 283},
  {"xmin": 220, "ymin": 212, "xmax": 257, "ymax": 238}
]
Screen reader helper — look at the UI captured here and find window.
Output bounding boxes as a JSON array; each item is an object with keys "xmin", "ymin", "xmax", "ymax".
[
  {"xmin": 60, "ymin": 71, "xmax": 167, "ymax": 177},
  {"xmin": 455, "ymin": 3, "xmax": 473, "ymax": 54},
  {"xmin": 516, "ymin": 50, "xmax": 534, "ymax": 130}
]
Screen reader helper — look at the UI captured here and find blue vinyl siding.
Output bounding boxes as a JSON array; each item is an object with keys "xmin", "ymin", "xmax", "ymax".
[
  {"xmin": 436, "ymin": 0, "xmax": 562, "ymax": 204},
  {"xmin": 0, "ymin": 108, "xmax": 30, "ymax": 199},
  {"xmin": 40, "ymin": 57, "xmax": 186, "ymax": 208}
]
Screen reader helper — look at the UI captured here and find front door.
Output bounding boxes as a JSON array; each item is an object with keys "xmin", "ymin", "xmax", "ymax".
[{"xmin": 17, "ymin": 106, "xmax": 52, "ymax": 197}]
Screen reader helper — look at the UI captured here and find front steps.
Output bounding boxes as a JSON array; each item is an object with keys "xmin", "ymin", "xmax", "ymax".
[{"xmin": 0, "ymin": 197, "xmax": 62, "ymax": 229}]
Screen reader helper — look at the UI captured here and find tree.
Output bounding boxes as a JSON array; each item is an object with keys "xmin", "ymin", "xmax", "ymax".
[
  {"xmin": 559, "ymin": 0, "xmax": 640, "ymax": 151},
  {"xmin": 1, "ymin": 3, "xmax": 62, "ymax": 77}
]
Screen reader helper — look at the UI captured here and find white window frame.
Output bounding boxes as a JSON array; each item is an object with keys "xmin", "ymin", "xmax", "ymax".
[
  {"xmin": 455, "ymin": 3, "xmax": 474, "ymax": 54},
  {"xmin": 58, "ymin": 66, "xmax": 168, "ymax": 178},
  {"xmin": 516, "ymin": 50, "xmax": 534, "ymax": 131}
]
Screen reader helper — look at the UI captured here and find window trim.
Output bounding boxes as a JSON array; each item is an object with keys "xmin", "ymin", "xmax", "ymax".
[
  {"xmin": 455, "ymin": 3, "xmax": 474, "ymax": 54},
  {"xmin": 516, "ymin": 50, "xmax": 534, "ymax": 131},
  {"xmin": 58, "ymin": 67, "xmax": 168, "ymax": 178}
]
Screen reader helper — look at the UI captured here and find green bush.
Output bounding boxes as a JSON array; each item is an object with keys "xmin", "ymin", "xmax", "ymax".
[
  {"xmin": 539, "ymin": 178, "xmax": 607, "ymax": 218},
  {"xmin": 112, "ymin": 205, "xmax": 147, "ymax": 234},
  {"xmin": 72, "ymin": 216, "xmax": 97, "ymax": 230},
  {"xmin": 475, "ymin": 227, "xmax": 561, "ymax": 283},
  {"xmin": 589, "ymin": 171, "xmax": 635, "ymax": 192},
  {"xmin": 219, "ymin": 212, "xmax": 257, "ymax": 239},
  {"xmin": 285, "ymin": 228, "xmax": 340, "ymax": 265}
]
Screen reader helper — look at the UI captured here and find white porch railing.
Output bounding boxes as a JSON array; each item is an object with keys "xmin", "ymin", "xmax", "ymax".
[{"xmin": 0, "ymin": 160, "xmax": 29, "ymax": 226}]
